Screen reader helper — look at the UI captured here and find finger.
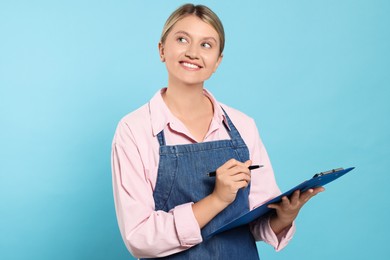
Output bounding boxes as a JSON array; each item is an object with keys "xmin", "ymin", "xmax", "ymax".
[
  {"xmin": 290, "ymin": 190, "xmax": 300, "ymax": 204},
  {"xmin": 230, "ymin": 172, "xmax": 251, "ymax": 183},
  {"xmin": 218, "ymin": 159, "xmax": 248, "ymax": 173},
  {"xmin": 216, "ymin": 159, "xmax": 240, "ymax": 177},
  {"xmin": 300, "ymin": 189, "xmax": 314, "ymax": 202},
  {"xmin": 244, "ymin": 160, "xmax": 252, "ymax": 167},
  {"xmin": 301, "ymin": 188, "xmax": 323, "ymax": 203},
  {"xmin": 313, "ymin": 187, "xmax": 325, "ymax": 194},
  {"xmin": 267, "ymin": 203, "xmax": 280, "ymax": 210},
  {"xmin": 235, "ymin": 180, "xmax": 250, "ymax": 190},
  {"xmin": 225, "ymin": 164, "xmax": 251, "ymax": 178},
  {"xmin": 219, "ymin": 158, "xmax": 240, "ymax": 171},
  {"xmin": 301, "ymin": 187, "xmax": 325, "ymax": 202},
  {"xmin": 281, "ymin": 195, "xmax": 290, "ymax": 207}
]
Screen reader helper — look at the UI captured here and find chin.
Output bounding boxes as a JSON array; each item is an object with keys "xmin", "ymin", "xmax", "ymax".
[{"xmin": 182, "ymin": 75, "xmax": 213, "ymax": 85}]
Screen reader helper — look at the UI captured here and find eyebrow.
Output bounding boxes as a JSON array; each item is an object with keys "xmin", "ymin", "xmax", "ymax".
[{"xmin": 174, "ymin": 30, "xmax": 218, "ymax": 43}]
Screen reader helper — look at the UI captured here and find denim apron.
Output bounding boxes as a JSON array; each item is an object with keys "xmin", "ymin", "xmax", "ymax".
[{"xmin": 145, "ymin": 111, "xmax": 259, "ymax": 259}]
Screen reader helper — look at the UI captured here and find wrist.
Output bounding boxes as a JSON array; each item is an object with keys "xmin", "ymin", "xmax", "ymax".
[
  {"xmin": 269, "ymin": 213, "xmax": 293, "ymax": 235},
  {"xmin": 192, "ymin": 193, "xmax": 230, "ymax": 229},
  {"xmin": 209, "ymin": 192, "xmax": 231, "ymax": 211}
]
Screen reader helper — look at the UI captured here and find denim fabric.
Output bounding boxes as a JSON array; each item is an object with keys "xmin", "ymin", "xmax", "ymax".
[{"xmin": 144, "ymin": 111, "xmax": 259, "ymax": 259}]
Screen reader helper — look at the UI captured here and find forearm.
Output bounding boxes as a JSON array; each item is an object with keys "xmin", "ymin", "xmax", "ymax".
[
  {"xmin": 117, "ymin": 204, "xmax": 202, "ymax": 258},
  {"xmin": 112, "ymin": 142, "xmax": 202, "ymax": 258},
  {"xmin": 192, "ymin": 193, "xmax": 230, "ymax": 228}
]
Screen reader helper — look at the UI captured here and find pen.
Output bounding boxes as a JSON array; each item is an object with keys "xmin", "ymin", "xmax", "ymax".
[{"xmin": 207, "ymin": 165, "xmax": 263, "ymax": 177}]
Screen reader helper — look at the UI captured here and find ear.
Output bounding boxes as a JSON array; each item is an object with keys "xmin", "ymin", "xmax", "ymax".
[
  {"xmin": 213, "ymin": 53, "xmax": 223, "ymax": 73},
  {"xmin": 158, "ymin": 42, "xmax": 165, "ymax": 62}
]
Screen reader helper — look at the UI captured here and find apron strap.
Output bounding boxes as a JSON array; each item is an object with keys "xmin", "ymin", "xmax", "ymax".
[
  {"xmin": 221, "ymin": 107, "xmax": 247, "ymax": 149},
  {"xmin": 157, "ymin": 130, "xmax": 166, "ymax": 146}
]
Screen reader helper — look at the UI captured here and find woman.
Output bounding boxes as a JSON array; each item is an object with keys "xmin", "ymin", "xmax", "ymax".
[{"xmin": 111, "ymin": 4, "xmax": 323, "ymax": 259}]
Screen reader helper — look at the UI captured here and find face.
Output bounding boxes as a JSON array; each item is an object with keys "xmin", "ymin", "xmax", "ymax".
[{"xmin": 159, "ymin": 15, "xmax": 223, "ymax": 87}]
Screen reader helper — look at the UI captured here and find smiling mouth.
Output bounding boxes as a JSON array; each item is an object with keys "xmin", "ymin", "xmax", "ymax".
[{"xmin": 180, "ymin": 61, "xmax": 202, "ymax": 69}]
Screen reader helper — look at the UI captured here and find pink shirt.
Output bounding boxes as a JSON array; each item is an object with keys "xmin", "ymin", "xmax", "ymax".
[{"xmin": 111, "ymin": 88, "xmax": 295, "ymax": 258}]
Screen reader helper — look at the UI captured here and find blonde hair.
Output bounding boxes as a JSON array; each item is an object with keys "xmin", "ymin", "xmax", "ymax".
[{"xmin": 160, "ymin": 4, "xmax": 225, "ymax": 54}]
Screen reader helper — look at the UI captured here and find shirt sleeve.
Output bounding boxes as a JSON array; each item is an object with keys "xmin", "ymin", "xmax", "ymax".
[
  {"xmin": 246, "ymin": 118, "xmax": 296, "ymax": 251},
  {"xmin": 111, "ymin": 120, "xmax": 202, "ymax": 258}
]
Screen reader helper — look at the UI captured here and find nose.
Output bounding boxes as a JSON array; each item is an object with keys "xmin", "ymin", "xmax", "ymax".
[{"xmin": 185, "ymin": 43, "xmax": 199, "ymax": 59}]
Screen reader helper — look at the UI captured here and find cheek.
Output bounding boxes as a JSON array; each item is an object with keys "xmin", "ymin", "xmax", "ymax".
[
  {"xmin": 208, "ymin": 56, "xmax": 221, "ymax": 71},
  {"xmin": 165, "ymin": 43, "xmax": 185, "ymax": 56},
  {"xmin": 163, "ymin": 48, "xmax": 175, "ymax": 60}
]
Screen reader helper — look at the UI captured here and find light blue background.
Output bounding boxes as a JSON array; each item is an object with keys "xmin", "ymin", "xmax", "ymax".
[{"xmin": 1, "ymin": 0, "xmax": 389, "ymax": 259}]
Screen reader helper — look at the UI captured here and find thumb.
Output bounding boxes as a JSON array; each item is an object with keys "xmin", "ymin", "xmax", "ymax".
[{"xmin": 244, "ymin": 160, "xmax": 252, "ymax": 167}]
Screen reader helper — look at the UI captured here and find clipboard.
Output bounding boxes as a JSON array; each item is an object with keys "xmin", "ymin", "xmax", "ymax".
[{"xmin": 207, "ymin": 167, "xmax": 355, "ymax": 238}]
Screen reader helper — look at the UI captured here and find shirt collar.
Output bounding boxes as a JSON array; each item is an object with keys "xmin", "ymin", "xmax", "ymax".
[
  {"xmin": 149, "ymin": 88, "xmax": 230, "ymax": 137},
  {"xmin": 149, "ymin": 88, "xmax": 170, "ymax": 137}
]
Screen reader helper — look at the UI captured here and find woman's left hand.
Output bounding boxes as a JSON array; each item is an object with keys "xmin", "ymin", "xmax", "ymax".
[{"xmin": 267, "ymin": 187, "xmax": 325, "ymax": 235}]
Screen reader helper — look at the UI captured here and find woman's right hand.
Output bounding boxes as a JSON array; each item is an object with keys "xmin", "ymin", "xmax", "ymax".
[
  {"xmin": 192, "ymin": 159, "xmax": 252, "ymax": 228},
  {"xmin": 211, "ymin": 159, "xmax": 252, "ymax": 206}
]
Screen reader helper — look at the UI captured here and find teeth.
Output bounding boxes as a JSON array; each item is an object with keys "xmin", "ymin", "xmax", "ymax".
[{"xmin": 182, "ymin": 62, "xmax": 200, "ymax": 69}]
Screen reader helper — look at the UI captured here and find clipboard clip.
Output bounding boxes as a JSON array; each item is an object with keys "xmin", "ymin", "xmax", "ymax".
[{"xmin": 312, "ymin": 168, "xmax": 344, "ymax": 178}]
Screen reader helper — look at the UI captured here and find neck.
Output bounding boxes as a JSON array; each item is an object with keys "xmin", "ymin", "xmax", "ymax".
[{"xmin": 163, "ymin": 83, "xmax": 213, "ymax": 119}]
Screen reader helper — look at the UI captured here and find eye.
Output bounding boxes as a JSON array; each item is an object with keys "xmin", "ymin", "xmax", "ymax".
[
  {"xmin": 177, "ymin": 37, "xmax": 188, "ymax": 43},
  {"xmin": 201, "ymin": 42, "xmax": 212, "ymax": 49}
]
